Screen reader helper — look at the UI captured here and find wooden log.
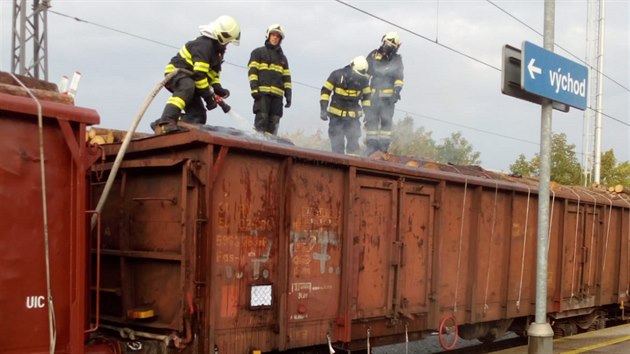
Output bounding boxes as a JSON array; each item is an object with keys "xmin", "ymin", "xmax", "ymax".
[
  {"xmin": 89, "ymin": 136, "xmax": 106, "ymax": 145},
  {"xmin": 87, "ymin": 127, "xmax": 150, "ymax": 143},
  {"xmin": 0, "ymin": 71, "xmax": 58, "ymax": 91},
  {"xmin": 0, "ymin": 83, "xmax": 74, "ymax": 105}
]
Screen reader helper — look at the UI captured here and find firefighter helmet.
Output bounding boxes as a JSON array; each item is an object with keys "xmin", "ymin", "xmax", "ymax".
[
  {"xmin": 200, "ymin": 15, "xmax": 241, "ymax": 46},
  {"xmin": 351, "ymin": 56, "xmax": 369, "ymax": 77},
  {"xmin": 266, "ymin": 24, "xmax": 285, "ymax": 40},
  {"xmin": 382, "ymin": 31, "xmax": 401, "ymax": 49}
]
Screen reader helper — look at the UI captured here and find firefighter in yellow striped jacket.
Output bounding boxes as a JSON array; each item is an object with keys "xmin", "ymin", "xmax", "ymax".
[
  {"xmin": 248, "ymin": 24, "xmax": 292, "ymax": 135},
  {"xmin": 151, "ymin": 16, "xmax": 240, "ymax": 134},
  {"xmin": 365, "ymin": 32, "xmax": 404, "ymax": 154},
  {"xmin": 320, "ymin": 56, "xmax": 371, "ymax": 156}
]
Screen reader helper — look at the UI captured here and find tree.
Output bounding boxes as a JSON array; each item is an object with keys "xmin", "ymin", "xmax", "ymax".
[
  {"xmin": 436, "ymin": 131, "xmax": 481, "ymax": 165},
  {"xmin": 389, "ymin": 115, "xmax": 437, "ymax": 159},
  {"xmin": 283, "ymin": 115, "xmax": 483, "ymax": 166},
  {"xmin": 599, "ymin": 149, "xmax": 630, "ymax": 188},
  {"xmin": 508, "ymin": 132, "xmax": 581, "ymax": 185},
  {"xmin": 548, "ymin": 133, "xmax": 581, "ymax": 184},
  {"xmin": 510, "ymin": 154, "xmax": 534, "ymax": 177}
]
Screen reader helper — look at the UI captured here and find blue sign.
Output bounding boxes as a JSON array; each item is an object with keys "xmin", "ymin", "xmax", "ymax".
[{"xmin": 521, "ymin": 41, "xmax": 588, "ymax": 110}]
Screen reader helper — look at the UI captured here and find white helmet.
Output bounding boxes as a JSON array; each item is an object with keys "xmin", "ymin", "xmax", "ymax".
[
  {"xmin": 382, "ymin": 31, "xmax": 401, "ymax": 48},
  {"xmin": 266, "ymin": 24, "xmax": 285, "ymax": 40},
  {"xmin": 351, "ymin": 56, "xmax": 369, "ymax": 77},
  {"xmin": 199, "ymin": 15, "xmax": 241, "ymax": 46}
]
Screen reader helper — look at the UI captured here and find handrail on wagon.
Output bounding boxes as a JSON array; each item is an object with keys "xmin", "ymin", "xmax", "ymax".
[{"xmin": 85, "ymin": 210, "xmax": 101, "ymax": 333}]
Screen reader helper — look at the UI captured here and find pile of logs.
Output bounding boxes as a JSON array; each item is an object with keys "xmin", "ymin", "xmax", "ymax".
[
  {"xmin": 86, "ymin": 127, "xmax": 151, "ymax": 145},
  {"xmin": 607, "ymin": 184, "xmax": 629, "ymax": 195}
]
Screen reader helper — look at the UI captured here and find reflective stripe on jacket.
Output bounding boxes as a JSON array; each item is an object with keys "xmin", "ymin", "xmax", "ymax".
[
  {"xmin": 164, "ymin": 36, "xmax": 224, "ymax": 96},
  {"xmin": 320, "ymin": 65, "xmax": 371, "ymax": 119},
  {"xmin": 366, "ymin": 49, "xmax": 404, "ymax": 98},
  {"xmin": 248, "ymin": 41, "xmax": 292, "ymax": 100}
]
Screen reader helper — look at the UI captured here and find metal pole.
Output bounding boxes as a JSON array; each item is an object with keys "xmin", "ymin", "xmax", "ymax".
[
  {"xmin": 593, "ymin": 0, "xmax": 605, "ymax": 184},
  {"xmin": 528, "ymin": 0, "xmax": 555, "ymax": 352}
]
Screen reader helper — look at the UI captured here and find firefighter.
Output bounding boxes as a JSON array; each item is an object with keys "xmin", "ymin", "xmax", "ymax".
[
  {"xmin": 248, "ymin": 24, "xmax": 292, "ymax": 135},
  {"xmin": 320, "ymin": 56, "xmax": 371, "ymax": 156},
  {"xmin": 151, "ymin": 15, "xmax": 240, "ymax": 134},
  {"xmin": 364, "ymin": 31, "xmax": 404, "ymax": 155}
]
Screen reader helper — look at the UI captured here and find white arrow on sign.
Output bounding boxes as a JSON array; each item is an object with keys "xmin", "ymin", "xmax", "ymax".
[{"xmin": 527, "ymin": 58, "xmax": 542, "ymax": 79}]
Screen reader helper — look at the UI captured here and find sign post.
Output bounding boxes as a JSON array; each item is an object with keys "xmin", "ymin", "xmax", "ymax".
[{"xmin": 527, "ymin": 1, "xmax": 557, "ymax": 353}]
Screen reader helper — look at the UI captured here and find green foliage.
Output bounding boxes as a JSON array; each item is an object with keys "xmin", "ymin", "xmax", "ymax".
[
  {"xmin": 509, "ymin": 133, "xmax": 582, "ymax": 185},
  {"xmin": 599, "ymin": 149, "xmax": 630, "ymax": 188},
  {"xmin": 436, "ymin": 131, "xmax": 482, "ymax": 165},
  {"xmin": 389, "ymin": 115, "xmax": 437, "ymax": 158},
  {"xmin": 509, "ymin": 154, "xmax": 534, "ymax": 177},
  {"xmin": 390, "ymin": 115, "xmax": 481, "ymax": 164},
  {"xmin": 548, "ymin": 133, "xmax": 582, "ymax": 185}
]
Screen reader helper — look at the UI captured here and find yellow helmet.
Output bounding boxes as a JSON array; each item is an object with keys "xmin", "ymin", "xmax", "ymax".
[
  {"xmin": 200, "ymin": 15, "xmax": 241, "ymax": 46},
  {"xmin": 266, "ymin": 24, "xmax": 285, "ymax": 40},
  {"xmin": 382, "ymin": 31, "xmax": 401, "ymax": 48},
  {"xmin": 351, "ymin": 56, "xmax": 369, "ymax": 77}
]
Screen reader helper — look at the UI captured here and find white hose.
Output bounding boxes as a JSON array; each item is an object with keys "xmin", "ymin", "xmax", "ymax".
[
  {"xmin": 90, "ymin": 70, "xmax": 183, "ymax": 230},
  {"xmin": 9, "ymin": 73, "xmax": 57, "ymax": 354}
]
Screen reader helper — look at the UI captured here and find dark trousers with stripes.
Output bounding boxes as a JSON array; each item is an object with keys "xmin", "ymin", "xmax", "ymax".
[{"xmin": 328, "ymin": 116, "xmax": 361, "ymax": 155}]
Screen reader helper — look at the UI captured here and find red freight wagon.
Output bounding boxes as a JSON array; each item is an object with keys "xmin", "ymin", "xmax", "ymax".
[
  {"xmin": 89, "ymin": 124, "xmax": 630, "ymax": 353},
  {"xmin": 0, "ymin": 74, "xmax": 100, "ymax": 353}
]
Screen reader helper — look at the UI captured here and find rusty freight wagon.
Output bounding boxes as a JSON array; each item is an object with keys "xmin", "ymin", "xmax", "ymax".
[
  {"xmin": 88, "ymin": 124, "xmax": 630, "ymax": 353},
  {"xmin": 0, "ymin": 73, "xmax": 102, "ymax": 353}
]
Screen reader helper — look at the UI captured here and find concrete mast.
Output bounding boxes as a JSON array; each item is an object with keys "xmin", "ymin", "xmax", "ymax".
[{"xmin": 582, "ymin": 0, "xmax": 606, "ymax": 185}]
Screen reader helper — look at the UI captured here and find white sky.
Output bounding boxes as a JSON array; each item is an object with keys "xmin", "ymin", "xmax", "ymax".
[{"xmin": 1, "ymin": 0, "xmax": 628, "ymax": 171}]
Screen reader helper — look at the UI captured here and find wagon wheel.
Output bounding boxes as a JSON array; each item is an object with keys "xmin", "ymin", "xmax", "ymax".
[{"xmin": 438, "ymin": 315, "xmax": 458, "ymax": 350}]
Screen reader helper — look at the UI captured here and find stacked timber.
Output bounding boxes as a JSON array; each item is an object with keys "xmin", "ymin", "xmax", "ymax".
[
  {"xmin": 0, "ymin": 72, "xmax": 74, "ymax": 104},
  {"xmin": 86, "ymin": 127, "xmax": 151, "ymax": 145},
  {"xmin": 608, "ymin": 184, "xmax": 629, "ymax": 195}
]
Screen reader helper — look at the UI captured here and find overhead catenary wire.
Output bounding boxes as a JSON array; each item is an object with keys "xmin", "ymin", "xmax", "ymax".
[
  {"xmin": 334, "ymin": 0, "xmax": 501, "ymax": 71},
  {"xmin": 485, "ymin": 0, "xmax": 630, "ymax": 93},
  {"xmin": 333, "ymin": 0, "xmax": 630, "ymax": 128},
  {"xmin": 48, "ymin": 10, "xmax": 322, "ymax": 91},
  {"xmin": 48, "ymin": 6, "xmax": 628, "ymax": 145}
]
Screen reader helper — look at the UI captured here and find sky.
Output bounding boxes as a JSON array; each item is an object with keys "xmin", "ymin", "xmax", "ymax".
[{"xmin": 1, "ymin": 0, "xmax": 628, "ymax": 172}]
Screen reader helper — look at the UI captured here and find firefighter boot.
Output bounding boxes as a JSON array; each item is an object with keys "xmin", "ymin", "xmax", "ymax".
[
  {"xmin": 151, "ymin": 118, "xmax": 183, "ymax": 135},
  {"xmin": 152, "ymin": 105, "xmax": 183, "ymax": 135}
]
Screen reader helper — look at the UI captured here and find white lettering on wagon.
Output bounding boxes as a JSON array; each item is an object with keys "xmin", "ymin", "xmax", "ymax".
[{"xmin": 26, "ymin": 295, "xmax": 45, "ymax": 309}]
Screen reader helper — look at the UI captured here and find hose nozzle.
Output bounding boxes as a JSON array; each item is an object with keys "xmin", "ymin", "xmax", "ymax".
[{"xmin": 214, "ymin": 95, "xmax": 231, "ymax": 113}]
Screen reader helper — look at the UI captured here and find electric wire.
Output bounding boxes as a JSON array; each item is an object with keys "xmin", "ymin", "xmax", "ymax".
[
  {"xmin": 48, "ymin": 7, "xmax": 628, "ymax": 146},
  {"xmin": 485, "ymin": 0, "xmax": 630, "ymax": 93},
  {"xmin": 334, "ymin": 0, "xmax": 501, "ymax": 71},
  {"xmin": 48, "ymin": 10, "xmax": 322, "ymax": 91},
  {"xmin": 332, "ymin": 1, "xmax": 630, "ymax": 129},
  {"xmin": 396, "ymin": 108, "xmax": 539, "ymax": 146}
]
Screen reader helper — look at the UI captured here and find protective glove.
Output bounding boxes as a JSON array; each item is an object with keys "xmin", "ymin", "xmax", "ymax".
[
  {"xmin": 393, "ymin": 88, "xmax": 402, "ymax": 103},
  {"xmin": 320, "ymin": 110, "xmax": 328, "ymax": 121},
  {"xmin": 251, "ymin": 91, "xmax": 261, "ymax": 99},
  {"xmin": 284, "ymin": 95, "xmax": 292, "ymax": 108},
  {"xmin": 213, "ymin": 85, "xmax": 230, "ymax": 98}
]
